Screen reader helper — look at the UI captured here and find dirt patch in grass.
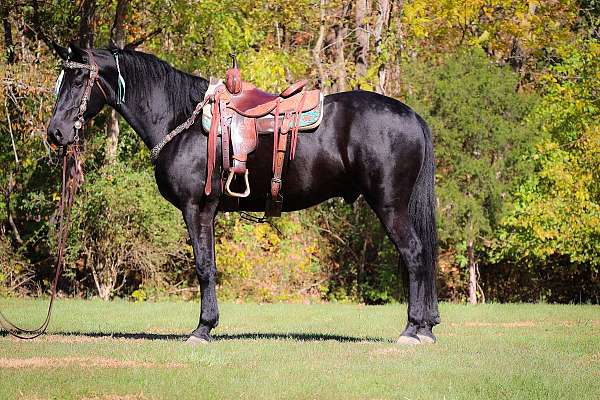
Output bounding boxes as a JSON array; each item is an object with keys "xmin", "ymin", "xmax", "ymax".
[
  {"xmin": 449, "ymin": 320, "xmax": 600, "ymax": 329},
  {"xmin": 0, "ymin": 357, "xmax": 184, "ymax": 369},
  {"xmin": 17, "ymin": 395, "xmax": 152, "ymax": 400},
  {"xmin": 577, "ymin": 352, "xmax": 600, "ymax": 368},
  {"xmin": 370, "ymin": 347, "xmax": 417, "ymax": 356},
  {"xmin": 2, "ymin": 333, "xmax": 185, "ymax": 344},
  {"xmin": 449, "ymin": 321, "xmax": 537, "ymax": 328},
  {"xmin": 81, "ymin": 393, "xmax": 152, "ymax": 400}
]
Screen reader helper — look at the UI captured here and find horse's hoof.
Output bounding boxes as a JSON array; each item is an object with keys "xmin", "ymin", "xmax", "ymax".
[
  {"xmin": 416, "ymin": 326, "xmax": 437, "ymax": 344},
  {"xmin": 185, "ymin": 335, "xmax": 210, "ymax": 345},
  {"xmin": 416, "ymin": 333, "xmax": 436, "ymax": 344},
  {"xmin": 396, "ymin": 335, "xmax": 420, "ymax": 345}
]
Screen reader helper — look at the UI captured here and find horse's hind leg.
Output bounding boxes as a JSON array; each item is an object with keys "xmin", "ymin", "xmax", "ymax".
[
  {"xmin": 182, "ymin": 198, "xmax": 220, "ymax": 344},
  {"xmin": 369, "ymin": 204, "xmax": 430, "ymax": 345}
]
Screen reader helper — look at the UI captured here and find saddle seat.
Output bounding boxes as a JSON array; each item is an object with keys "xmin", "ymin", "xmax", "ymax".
[
  {"xmin": 203, "ymin": 55, "xmax": 324, "ymax": 217},
  {"xmin": 227, "ymin": 80, "xmax": 308, "ymax": 117},
  {"xmin": 221, "ymin": 80, "xmax": 318, "ymax": 118}
]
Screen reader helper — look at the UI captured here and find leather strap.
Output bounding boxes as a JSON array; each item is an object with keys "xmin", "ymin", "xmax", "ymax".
[
  {"xmin": 271, "ymin": 129, "xmax": 288, "ymax": 199},
  {"xmin": 219, "ymin": 100, "xmax": 230, "ymax": 171},
  {"xmin": 204, "ymin": 94, "xmax": 221, "ymax": 195},
  {"xmin": 272, "ymin": 99, "xmax": 280, "ymax": 172},
  {"xmin": 269, "ymin": 90, "xmax": 305, "ymax": 202},
  {"xmin": 290, "ymin": 91, "xmax": 306, "ymax": 160}
]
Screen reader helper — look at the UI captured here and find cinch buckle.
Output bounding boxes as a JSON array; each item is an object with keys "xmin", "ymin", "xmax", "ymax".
[{"xmin": 225, "ymin": 169, "xmax": 250, "ymax": 198}]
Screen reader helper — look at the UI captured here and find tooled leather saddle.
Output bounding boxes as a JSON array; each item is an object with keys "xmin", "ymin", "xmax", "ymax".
[{"xmin": 202, "ymin": 55, "xmax": 323, "ymax": 217}]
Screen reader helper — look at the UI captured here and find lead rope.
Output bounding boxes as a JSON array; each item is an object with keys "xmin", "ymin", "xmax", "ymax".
[{"xmin": 0, "ymin": 144, "xmax": 83, "ymax": 339}]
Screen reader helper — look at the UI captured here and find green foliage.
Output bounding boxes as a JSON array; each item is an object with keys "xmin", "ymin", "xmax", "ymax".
[
  {"xmin": 495, "ymin": 39, "xmax": 600, "ymax": 270},
  {"xmin": 0, "ymin": 235, "xmax": 29, "ymax": 296},
  {"xmin": 313, "ymin": 199, "xmax": 404, "ymax": 304},
  {"xmin": 403, "ymin": 49, "xmax": 538, "ymax": 261},
  {"xmin": 215, "ymin": 212, "xmax": 327, "ymax": 302},
  {"xmin": 1, "ymin": 0, "xmax": 599, "ymax": 303},
  {"xmin": 65, "ymin": 163, "xmax": 191, "ymax": 299}
]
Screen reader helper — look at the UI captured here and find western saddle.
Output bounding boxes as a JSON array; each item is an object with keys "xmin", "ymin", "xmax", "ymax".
[{"xmin": 202, "ymin": 55, "xmax": 323, "ymax": 217}]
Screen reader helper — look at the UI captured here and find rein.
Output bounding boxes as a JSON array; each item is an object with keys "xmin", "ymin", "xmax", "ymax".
[
  {"xmin": 0, "ymin": 51, "xmax": 103, "ymax": 339},
  {"xmin": 0, "ymin": 145, "xmax": 83, "ymax": 339}
]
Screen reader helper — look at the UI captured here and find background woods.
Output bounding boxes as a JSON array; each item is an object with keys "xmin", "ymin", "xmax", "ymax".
[{"xmin": 0, "ymin": 1, "xmax": 598, "ymax": 303}]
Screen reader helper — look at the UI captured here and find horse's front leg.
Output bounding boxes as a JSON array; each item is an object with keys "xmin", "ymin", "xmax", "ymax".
[{"xmin": 182, "ymin": 199, "xmax": 219, "ymax": 344}]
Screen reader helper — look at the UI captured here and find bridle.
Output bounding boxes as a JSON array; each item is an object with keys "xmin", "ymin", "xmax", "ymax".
[{"xmin": 59, "ymin": 50, "xmax": 109, "ymax": 136}]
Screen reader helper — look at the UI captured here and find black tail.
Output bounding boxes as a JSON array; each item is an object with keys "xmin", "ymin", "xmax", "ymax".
[{"xmin": 408, "ymin": 115, "xmax": 440, "ymax": 326}]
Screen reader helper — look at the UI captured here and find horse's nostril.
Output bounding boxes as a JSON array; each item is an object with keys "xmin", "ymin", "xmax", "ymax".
[{"xmin": 55, "ymin": 129, "xmax": 63, "ymax": 140}]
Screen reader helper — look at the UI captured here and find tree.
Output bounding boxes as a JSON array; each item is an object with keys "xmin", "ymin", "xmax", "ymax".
[
  {"xmin": 105, "ymin": 0, "xmax": 129, "ymax": 165},
  {"xmin": 404, "ymin": 49, "xmax": 538, "ymax": 303},
  {"xmin": 373, "ymin": 0, "xmax": 391, "ymax": 94},
  {"xmin": 78, "ymin": 0, "xmax": 96, "ymax": 48},
  {"xmin": 496, "ymin": 38, "xmax": 600, "ymax": 272},
  {"xmin": 354, "ymin": 0, "xmax": 369, "ymax": 85}
]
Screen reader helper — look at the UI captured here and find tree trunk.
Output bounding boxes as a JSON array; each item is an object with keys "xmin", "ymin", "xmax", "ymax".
[
  {"xmin": 312, "ymin": 0, "xmax": 328, "ymax": 92},
  {"xmin": 78, "ymin": 0, "xmax": 96, "ymax": 48},
  {"xmin": 4, "ymin": 173, "xmax": 23, "ymax": 245},
  {"xmin": 354, "ymin": 0, "xmax": 369, "ymax": 85},
  {"xmin": 384, "ymin": 0, "xmax": 403, "ymax": 96},
  {"xmin": 105, "ymin": 0, "xmax": 129, "ymax": 164},
  {"xmin": 333, "ymin": 3, "xmax": 350, "ymax": 92},
  {"xmin": 374, "ymin": 0, "xmax": 391, "ymax": 94},
  {"xmin": 1, "ymin": 4, "xmax": 15, "ymax": 64},
  {"xmin": 468, "ymin": 239, "xmax": 477, "ymax": 304},
  {"xmin": 110, "ymin": 0, "xmax": 128, "ymax": 46}
]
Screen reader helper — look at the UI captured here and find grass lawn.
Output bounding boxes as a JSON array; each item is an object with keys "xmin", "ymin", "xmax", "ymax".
[{"xmin": 0, "ymin": 299, "xmax": 598, "ymax": 399}]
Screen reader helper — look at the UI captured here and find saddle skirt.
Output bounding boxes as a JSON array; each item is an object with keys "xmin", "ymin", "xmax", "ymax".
[{"xmin": 201, "ymin": 79, "xmax": 324, "ymax": 134}]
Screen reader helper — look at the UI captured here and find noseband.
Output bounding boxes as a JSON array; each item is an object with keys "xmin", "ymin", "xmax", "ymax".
[{"xmin": 60, "ymin": 50, "xmax": 108, "ymax": 136}]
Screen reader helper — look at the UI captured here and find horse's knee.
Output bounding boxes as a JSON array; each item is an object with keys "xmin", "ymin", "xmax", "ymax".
[
  {"xmin": 195, "ymin": 254, "xmax": 216, "ymax": 281},
  {"xmin": 196, "ymin": 266, "xmax": 215, "ymax": 284}
]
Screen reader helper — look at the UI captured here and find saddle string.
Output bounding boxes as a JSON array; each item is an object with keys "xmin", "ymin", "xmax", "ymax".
[
  {"xmin": 0, "ymin": 144, "xmax": 82, "ymax": 339},
  {"xmin": 239, "ymin": 211, "xmax": 282, "ymax": 236}
]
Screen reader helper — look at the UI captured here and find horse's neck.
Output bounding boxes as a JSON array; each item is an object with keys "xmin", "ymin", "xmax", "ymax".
[
  {"xmin": 114, "ymin": 93, "xmax": 177, "ymax": 150},
  {"xmin": 113, "ymin": 72, "xmax": 206, "ymax": 150}
]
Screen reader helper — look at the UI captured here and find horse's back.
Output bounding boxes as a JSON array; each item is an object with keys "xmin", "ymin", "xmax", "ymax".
[
  {"xmin": 155, "ymin": 90, "xmax": 429, "ymax": 213},
  {"xmin": 281, "ymin": 91, "xmax": 427, "ymax": 209}
]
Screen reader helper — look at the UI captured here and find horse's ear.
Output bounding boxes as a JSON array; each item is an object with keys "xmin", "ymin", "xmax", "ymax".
[
  {"xmin": 108, "ymin": 39, "xmax": 121, "ymax": 51},
  {"xmin": 52, "ymin": 42, "xmax": 70, "ymax": 60},
  {"xmin": 123, "ymin": 42, "xmax": 137, "ymax": 51},
  {"xmin": 67, "ymin": 42, "xmax": 87, "ymax": 60}
]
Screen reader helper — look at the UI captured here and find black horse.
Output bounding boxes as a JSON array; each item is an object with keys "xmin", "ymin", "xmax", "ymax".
[{"xmin": 47, "ymin": 44, "xmax": 440, "ymax": 345}]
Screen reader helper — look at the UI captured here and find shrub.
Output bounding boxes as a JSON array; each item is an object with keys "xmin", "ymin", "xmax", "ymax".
[{"xmin": 65, "ymin": 163, "xmax": 192, "ymax": 299}]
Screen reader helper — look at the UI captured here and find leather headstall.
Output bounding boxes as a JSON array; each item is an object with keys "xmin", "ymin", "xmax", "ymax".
[{"xmin": 60, "ymin": 50, "xmax": 108, "ymax": 138}]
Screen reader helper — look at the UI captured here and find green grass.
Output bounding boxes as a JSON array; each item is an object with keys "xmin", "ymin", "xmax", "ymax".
[{"xmin": 0, "ymin": 299, "xmax": 598, "ymax": 399}]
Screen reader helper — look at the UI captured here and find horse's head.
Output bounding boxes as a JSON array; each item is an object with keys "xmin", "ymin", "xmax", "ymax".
[{"xmin": 48, "ymin": 43, "xmax": 118, "ymax": 146}]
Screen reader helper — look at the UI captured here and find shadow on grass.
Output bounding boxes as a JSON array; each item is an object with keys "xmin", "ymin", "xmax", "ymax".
[{"xmin": 0, "ymin": 330, "xmax": 390, "ymax": 343}]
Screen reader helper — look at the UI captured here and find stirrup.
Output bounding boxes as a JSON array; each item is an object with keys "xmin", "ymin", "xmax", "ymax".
[{"xmin": 225, "ymin": 169, "xmax": 251, "ymax": 198}]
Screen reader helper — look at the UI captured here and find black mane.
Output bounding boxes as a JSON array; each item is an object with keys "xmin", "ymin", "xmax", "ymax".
[{"xmin": 115, "ymin": 49, "xmax": 209, "ymax": 115}]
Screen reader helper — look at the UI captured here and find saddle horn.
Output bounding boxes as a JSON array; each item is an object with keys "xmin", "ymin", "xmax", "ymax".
[{"xmin": 225, "ymin": 53, "xmax": 242, "ymax": 94}]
